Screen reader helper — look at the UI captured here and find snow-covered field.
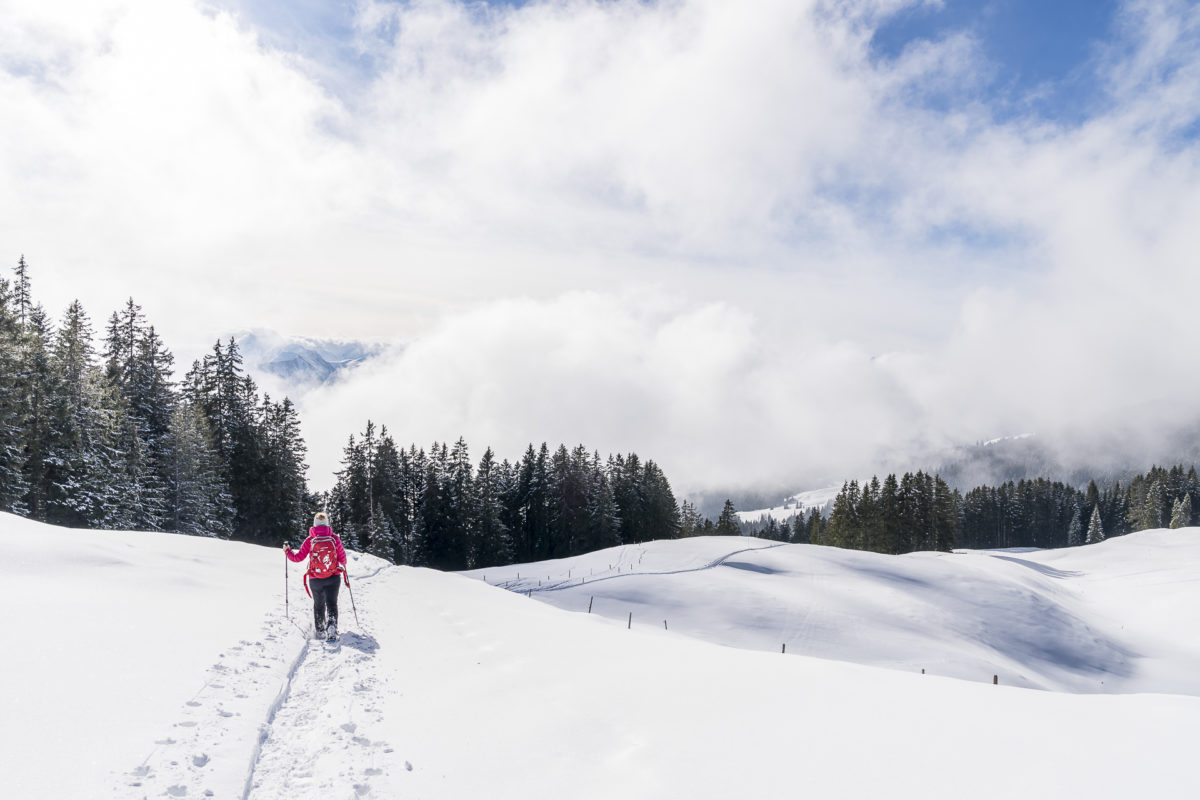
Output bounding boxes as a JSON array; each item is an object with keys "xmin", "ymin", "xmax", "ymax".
[{"xmin": 6, "ymin": 513, "xmax": 1200, "ymax": 799}]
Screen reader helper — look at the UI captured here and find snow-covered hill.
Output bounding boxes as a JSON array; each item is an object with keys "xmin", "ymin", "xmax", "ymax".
[
  {"xmin": 468, "ymin": 532, "xmax": 1200, "ymax": 695},
  {"xmin": 736, "ymin": 486, "xmax": 840, "ymax": 524},
  {"xmin": 7, "ymin": 513, "xmax": 1200, "ymax": 799}
]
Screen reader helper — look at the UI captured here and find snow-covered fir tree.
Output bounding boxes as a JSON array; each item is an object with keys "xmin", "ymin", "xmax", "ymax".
[
  {"xmin": 1169, "ymin": 494, "xmax": 1192, "ymax": 529},
  {"xmin": 1067, "ymin": 504, "xmax": 1083, "ymax": 547},
  {"xmin": 1086, "ymin": 506, "xmax": 1105, "ymax": 544}
]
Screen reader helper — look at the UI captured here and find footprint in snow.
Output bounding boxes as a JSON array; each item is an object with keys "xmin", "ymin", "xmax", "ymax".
[{"xmin": 192, "ymin": 753, "xmax": 209, "ymax": 767}]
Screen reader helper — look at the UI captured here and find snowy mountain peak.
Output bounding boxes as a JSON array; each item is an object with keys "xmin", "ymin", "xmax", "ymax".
[{"xmin": 234, "ymin": 329, "xmax": 388, "ymax": 392}]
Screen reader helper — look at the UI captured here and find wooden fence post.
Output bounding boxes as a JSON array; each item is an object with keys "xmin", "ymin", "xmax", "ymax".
[
  {"xmin": 628, "ymin": 612, "xmax": 632, "ymax": 629},
  {"xmin": 588, "ymin": 596, "xmax": 594, "ymax": 613}
]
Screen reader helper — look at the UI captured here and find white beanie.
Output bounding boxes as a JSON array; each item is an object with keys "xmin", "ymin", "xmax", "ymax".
[{"xmin": 314, "ymin": 511, "xmax": 330, "ymax": 526}]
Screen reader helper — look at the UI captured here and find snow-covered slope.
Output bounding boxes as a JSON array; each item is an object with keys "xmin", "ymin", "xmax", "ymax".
[
  {"xmin": 7, "ymin": 513, "xmax": 1200, "ymax": 799},
  {"xmin": 736, "ymin": 486, "xmax": 839, "ymax": 523},
  {"xmin": 469, "ymin": 532, "xmax": 1200, "ymax": 695}
]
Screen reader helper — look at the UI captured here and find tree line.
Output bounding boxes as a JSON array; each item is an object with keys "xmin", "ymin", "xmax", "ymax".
[
  {"xmin": 323, "ymin": 421, "xmax": 702, "ymax": 571},
  {"xmin": 740, "ymin": 464, "xmax": 1200, "ymax": 554},
  {"xmin": 0, "ymin": 257, "xmax": 309, "ymax": 543}
]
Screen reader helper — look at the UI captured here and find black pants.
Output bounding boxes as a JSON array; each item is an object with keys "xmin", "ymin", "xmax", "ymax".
[{"xmin": 309, "ymin": 575, "xmax": 341, "ymax": 633}]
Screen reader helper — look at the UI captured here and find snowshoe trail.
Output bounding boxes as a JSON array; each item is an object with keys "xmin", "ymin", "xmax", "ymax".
[
  {"xmin": 119, "ymin": 567, "xmax": 398, "ymax": 799},
  {"xmin": 244, "ymin": 595, "xmax": 396, "ymax": 799},
  {"xmin": 119, "ymin": 621, "xmax": 303, "ymax": 799}
]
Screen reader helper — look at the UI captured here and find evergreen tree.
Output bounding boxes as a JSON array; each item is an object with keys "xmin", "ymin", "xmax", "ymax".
[
  {"xmin": 679, "ymin": 500, "xmax": 704, "ymax": 538},
  {"xmin": 549, "ymin": 444, "xmax": 586, "ymax": 557},
  {"xmin": 472, "ymin": 447, "xmax": 513, "ymax": 567},
  {"xmin": 641, "ymin": 459, "xmax": 681, "ymax": 542},
  {"xmin": 1066, "ymin": 503, "xmax": 1083, "ymax": 547},
  {"xmin": 402, "ymin": 445, "xmax": 428, "ymax": 565},
  {"xmin": 871, "ymin": 475, "xmax": 897, "ymax": 553},
  {"xmin": 520, "ymin": 444, "xmax": 553, "ymax": 559},
  {"xmin": 370, "ymin": 428, "xmax": 408, "ymax": 564},
  {"xmin": 330, "ymin": 434, "xmax": 367, "ymax": 551},
  {"xmin": 826, "ymin": 481, "xmax": 860, "ymax": 548},
  {"xmin": 166, "ymin": 402, "xmax": 234, "ymax": 536},
  {"xmin": 930, "ymin": 475, "xmax": 960, "ymax": 552},
  {"xmin": 1086, "ymin": 506, "xmax": 1105, "ymax": 545},
  {"xmin": 444, "ymin": 437, "xmax": 474, "ymax": 568},
  {"xmin": 417, "ymin": 444, "xmax": 456, "ymax": 569},
  {"xmin": 13, "ymin": 255, "xmax": 32, "ymax": 327},
  {"xmin": 0, "ymin": 270, "xmax": 28, "ymax": 512},
  {"xmin": 47, "ymin": 302, "xmax": 122, "ymax": 527},
  {"xmin": 806, "ymin": 507, "xmax": 824, "ymax": 545},
  {"xmin": 610, "ymin": 453, "xmax": 638, "ymax": 544},
  {"xmin": 583, "ymin": 450, "xmax": 622, "ymax": 552},
  {"xmin": 1139, "ymin": 479, "xmax": 1166, "ymax": 531},
  {"xmin": 18, "ymin": 304, "xmax": 71, "ymax": 521},
  {"xmin": 715, "ymin": 499, "xmax": 740, "ymax": 536},
  {"xmin": 1170, "ymin": 494, "xmax": 1192, "ymax": 529}
]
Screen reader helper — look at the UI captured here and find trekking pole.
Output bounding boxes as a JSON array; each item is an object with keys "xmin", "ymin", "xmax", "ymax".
[
  {"xmin": 284, "ymin": 545, "xmax": 290, "ymax": 620},
  {"xmin": 344, "ymin": 570, "xmax": 361, "ymax": 627}
]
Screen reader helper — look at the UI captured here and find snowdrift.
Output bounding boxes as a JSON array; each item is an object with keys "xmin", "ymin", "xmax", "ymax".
[{"xmin": 5, "ymin": 513, "xmax": 1200, "ymax": 799}]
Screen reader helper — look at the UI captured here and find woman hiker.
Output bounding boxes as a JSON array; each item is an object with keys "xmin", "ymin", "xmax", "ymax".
[{"xmin": 285, "ymin": 512, "xmax": 347, "ymax": 641}]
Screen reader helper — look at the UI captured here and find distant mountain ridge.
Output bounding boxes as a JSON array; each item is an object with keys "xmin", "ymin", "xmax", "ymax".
[{"xmin": 234, "ymin": 330, "xmax": 388, "ymax": 391}]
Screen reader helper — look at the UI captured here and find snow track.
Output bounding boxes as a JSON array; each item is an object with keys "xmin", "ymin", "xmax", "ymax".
[
  {"xmin": 243, "ymin": 570, "xmax": 399, "ymax": 800},
  {"xmin": 497, "ymin": 541, "xmax": 788, "ymax": 594},
  {"xmin": 119, "ymin": 567, "xmax": 400, "ymax": 800},
  {"xmin": 118, "ymin": 616, "xmax": 303, "ymax": 800},
  {"xmin": 243, "ymin": 629, "xmax": 394, "ymax": 800}
]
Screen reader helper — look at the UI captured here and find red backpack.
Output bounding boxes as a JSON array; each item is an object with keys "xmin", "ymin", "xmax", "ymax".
[{"xmin": 307, "ymin": 533, "xmax": 342, "ymax": 580}]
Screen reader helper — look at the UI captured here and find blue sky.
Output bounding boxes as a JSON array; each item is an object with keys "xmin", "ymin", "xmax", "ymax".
[
  {"xmin": 872, "ymin": 0, "xmax": 1122, "ymax": 121},
  {"xmin": 227, "ymin": 0, "xmax": 1129, "ymax": 126}
]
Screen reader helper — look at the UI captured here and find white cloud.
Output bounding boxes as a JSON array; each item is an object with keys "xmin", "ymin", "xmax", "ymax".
[
  {"xmin": 4, "ymin": 0, "xmax": 1200, "ymax": 494},
  {"xmin": 298, "ymin": 290, "xmax": 940, "ymax": 493}
]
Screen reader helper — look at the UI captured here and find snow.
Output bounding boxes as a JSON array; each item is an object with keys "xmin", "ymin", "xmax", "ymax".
[
  {"xmin": 736, "ymin": 486, "xmax": 840, "ymax": 523},
  {"xmin": 6, "ymin": 513, "xmax": 1200, "ymax": 799},
  {"xmin": 982, "ymin": 433, "xmax": 1034, "ymax": 447}
]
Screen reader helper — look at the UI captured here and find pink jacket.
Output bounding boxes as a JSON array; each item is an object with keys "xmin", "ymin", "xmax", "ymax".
[{"xmin": 286, "ymin": 525, "xmax": 347, "ymax": 570}]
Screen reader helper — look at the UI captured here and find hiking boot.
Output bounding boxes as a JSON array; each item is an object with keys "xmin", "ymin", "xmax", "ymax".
[{"xmin": 326, "ymin": 619, "xmax": 338, "ymax": 641}]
